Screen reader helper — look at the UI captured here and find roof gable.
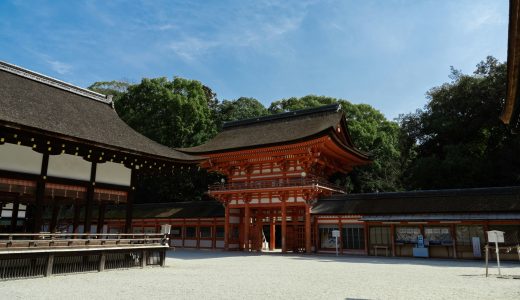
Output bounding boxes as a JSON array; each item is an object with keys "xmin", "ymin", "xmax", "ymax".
[
  {"xmin": 0, "ymin": 61, "xmax": 201, "ymax": 162},
  {"xmin": 179, "ymin": 104, "xmax": 367, "ymax": 158}
]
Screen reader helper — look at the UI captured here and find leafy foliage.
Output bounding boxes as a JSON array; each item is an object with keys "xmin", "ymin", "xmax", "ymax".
[
  {"xmin": 88, "ymin": 80, "xmax": 131, "ymax": 98},
  {"xmin": 399, "ymin": 56, "xmax": 520, "ymax": 189},
  {"xmin": 111, "ymin": 77, "xmax": 219, "ymax": 203},
  {"xmin": 116, "ymin": 77, "xmax": 217, "ymax": 148},
  {"xmin": 216, "ymin": 97, "xmax": 269, "ymax": 128}
]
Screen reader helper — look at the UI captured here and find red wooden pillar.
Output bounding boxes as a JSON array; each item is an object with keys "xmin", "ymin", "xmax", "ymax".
[
  {"xmin": 451, "ymin": 224, "xmax": 457, "ymax": 259},
  {"xmin": 269, "ymin": 216, "xmax": 275, "ymax": 251},
  {"xmin": 244, "ymin": 200, "xmax": 250, "ymax": 252},
  {"xmin": 281, "ymin": 199, "xmax": 287, "ymax": 253},
  {"xmin": 338, "ymin": 219, "xmax": 343, "ymax": 254},
  {"xmin": 224, "ymin": 201, "xmax": 230, "ymax": 251},
  {"xmin": 305, "ymin": 203, "xmax": 312, "ymax": 253},
  {"xmin": 390, "ymin": 224, "xmax": 396, "ymax": 257},
  {"xmin": 363, "ymin": 222, "xmax": 369, "ymax": 255}
]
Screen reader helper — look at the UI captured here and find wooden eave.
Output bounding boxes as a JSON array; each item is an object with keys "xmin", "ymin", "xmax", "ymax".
[
  {"xmin": 0, "ymin": 121, "xmax": 203, "ymax": 165},
  {"xmin": 502, "ymin": 0, "xmax": 520, "ymax": 132}
]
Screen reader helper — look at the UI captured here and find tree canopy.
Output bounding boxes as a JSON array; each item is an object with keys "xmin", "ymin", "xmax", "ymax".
[
  {"xmin": 216, "ymin": 97, "xmax": 269, "ymax": 128},
  {"xmin": 399, "ymin": 56, "xmax": 520, "ymax": 189}
]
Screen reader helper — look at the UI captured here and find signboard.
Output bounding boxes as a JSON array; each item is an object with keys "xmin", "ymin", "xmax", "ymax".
[
  {"xmin": 160, "ymin": 224, "xmax": 171, "ymax": 234},
  {"xmin": 332, "ymin": 230, "xmax": 340, "ymax": 256},
  {"xmin": 487, "ymin": 230, "xmax": 504, "ymax": 243},
  {"xmin": 471, "ymin": 237, "xmax": 481, "ymax": 258},
  {"xmin": 417, "ymin": 234, "xmax": 424, "ymax": 248}
]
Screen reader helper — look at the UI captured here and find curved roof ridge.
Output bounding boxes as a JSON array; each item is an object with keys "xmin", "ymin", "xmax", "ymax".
[
  {"xmin": 0, "ymin": 60, "xmax": 112, "ymax": 105},
  {"xmin": 223, "ymin": 103, "xmax": 341, "ymax": 129}
]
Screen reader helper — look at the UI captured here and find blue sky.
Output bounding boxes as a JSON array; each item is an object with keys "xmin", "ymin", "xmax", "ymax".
[{"xmin": 0, "ymin": 0, "xmax": 509, "ymax": 120}]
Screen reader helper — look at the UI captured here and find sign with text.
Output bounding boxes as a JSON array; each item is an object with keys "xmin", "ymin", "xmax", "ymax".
[{"xmin": 487, "ymin": 230, "xmax": 504, "ymax": 243}]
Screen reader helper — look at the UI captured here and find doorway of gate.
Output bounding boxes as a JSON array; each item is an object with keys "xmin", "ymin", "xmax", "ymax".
[{"xmin": 262, "ymin": 224, "xmax": 282, "ymax": 250}]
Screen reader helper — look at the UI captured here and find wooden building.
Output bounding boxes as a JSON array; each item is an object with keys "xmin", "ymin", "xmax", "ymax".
[
  {"xmin": 0, "ymin": 61, "xmax": 201, "ymax": 234},
  {"xmin": 96, "ymin": 186, "xmax": 520, "ymax": 260},
  {"xmin": 178, "ymin": 104, "xmax": 370, "ymax": 252}
]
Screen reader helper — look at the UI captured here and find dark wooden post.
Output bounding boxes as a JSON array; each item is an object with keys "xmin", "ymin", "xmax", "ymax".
[
  {"xmin": 49, "ymin": 199, "xmax": 60, "ymax": 233},
  {"xmin": 34, "ymin": 153, "xmax": 49, "ymax": 233},
  {"xmin": 125, "ymin": 169, "xmax": 136, "ymax": 233},
  {"xmin": 45, "ymin": 254, "xmax": 54, "ymax": 277},
  {"xmin": 97, "ymin": 201, "xmax": 106, "ymax": 234},
  {"xmin": 84, "ymin": 162, "xmax": 97, "ymax": 234},
  {"xmin": 98, "ymin": 253, "xmax": 106, "ymax": 272},
  {"xmin": 10, "ymin": 196, "xmax": 20, "ymax": 232},
  {"xmin": 390, "ymin": 224, "xmax": 396, "ymax": 257},
  {"xmin": 72, "ymin": 199, "xmax": 81, "ymax": 233}
]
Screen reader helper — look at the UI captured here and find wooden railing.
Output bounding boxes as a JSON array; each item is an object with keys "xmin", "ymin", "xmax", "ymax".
[
  {"xmin": 208, "ymin": 178, "xmax": 346, "ymax": 193},
  {"xmin": 0, "ymin": 233, "xmax": 170, "ymax": 281},
  {"xmin": 0, "ymin": 233, "xmax": 168, "ymax": 250}
]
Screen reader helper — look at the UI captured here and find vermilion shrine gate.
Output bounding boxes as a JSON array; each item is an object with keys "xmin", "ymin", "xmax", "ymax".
[{"xmin": 180, "ymin": 104, "xmax": 370, "ymax": 252}]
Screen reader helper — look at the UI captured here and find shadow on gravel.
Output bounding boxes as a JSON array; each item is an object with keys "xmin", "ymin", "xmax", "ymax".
[{"xmin": 167, "ymin": 249, "xmax": 520, "ymax": 269}]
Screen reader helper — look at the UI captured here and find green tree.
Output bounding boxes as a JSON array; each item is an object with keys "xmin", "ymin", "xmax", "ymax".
[
  {"xmin": 116, "ymin": 77, "xmax": 217, "ymax": 148},
  {"xmin": 399, "ymin": 56, "xmax": 520, "ymax": 189},
  {"xmin": 110, "ymin": 77, "xmax": 219, "ymax": 203},
  {"xmin": 269, "ymin": 95, "xmax": 402, "ymax": 193},
  {"xmin": 88, "ymin": 80, "xmax": 131, "ymax": 98},
  {"xmin": 216, "ymin": 97, "xmax": 268, "ymax": 127}
]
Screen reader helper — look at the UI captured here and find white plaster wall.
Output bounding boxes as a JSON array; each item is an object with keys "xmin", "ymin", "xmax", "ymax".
[
  {"xmin": 215, "ymin": 241, "xmax": 225, "ymax": 248},
  {"xmin": 172, "ymin": 239, "xmax": 183, "ymax": 247},
  {"xmin": 200, "ymin": 240, "xmax": 212, "ymax": 248},
  {"xmin": 96, "ymin": 161, "xmax": 131, "ymax": 186},
  {"xmin": 47, "ymin": 153, "xmax": 91, "ymax": 181},
  {"xmin": 0, "ymin": 143, "xmax": 42, "ymax": 174},
  {"xmin": 184, "ymin": 240, "xmax": 197, "ymax": 247}
]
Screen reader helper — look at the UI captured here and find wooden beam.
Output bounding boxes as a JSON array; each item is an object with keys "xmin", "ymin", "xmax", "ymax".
[
  {"xmin": 49, "ymin": 200, "xmax": 60, "ymax": 233},
  {"xmin": 10, "ymin": 196, "xmax": 20, "ymax": 232},
  {"xmin": 224, "ymin": 201, "xmax": 230, "ymax": 250},
  {"xmin": 305, "ymin": 202, "xmax": 311, "ymax": 253},
  {"xmin": 97, "ymin": 201, "xmax": 106, "ymax": 234},
  {"xmin": 72, "ymin": 199, "xmax": 81, "ymax": 233},
  {"xmin": 33, "ymin": 153, "xmax": 49, "ymax": 233},
  {"xmin": 244, "ymin": 199, "xmax": 250, "ymax": 252},
  {"xmin": 125, "ymin": 169, "xmax": 136, "ymax": 233},
  {"xmin": 281, "ymin": 197, "xmax": 287, "ymax": 253},
  {"xmin": 83, "ymin": 162, "xmax": 97, "ymax": 234}
]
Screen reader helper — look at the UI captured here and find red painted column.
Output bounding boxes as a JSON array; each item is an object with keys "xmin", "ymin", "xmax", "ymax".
[
  {"xmin": 224, "ymin": 202, "xmax": 230, "ymax": 251},
  {"xmin": 269, "ymin": 216, "xmax": 275, "ymax": 251},
  {"xmin": 390, "ymin": 224, "xmax": 396, "ymax": 257},
  {"xmin": 363, "ymin": 222, "xmax": 369, "ymax": 255},
  {"xmin": 244, "ymin": 201, "xmax": 250, "ymax": 252},
  {"xmin": 305, "ymin": 203, "xmax": 311, "ymax": 254},
  {"xmin": 281, "ymin": 199, "xmax": 287, "ymax": 253}
]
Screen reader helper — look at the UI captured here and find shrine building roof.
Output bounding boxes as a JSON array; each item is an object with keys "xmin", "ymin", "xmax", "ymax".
[
  {"xmin": 0, "ymin": 61, "xmax": 201, "ymax": 163},
  {"xmin": 313, "ymin": 186, "xmax": 520, "ymax": 215},
  {"xmin": 178, "ymin": 104, "xmax": 369, "ymax": 160}
]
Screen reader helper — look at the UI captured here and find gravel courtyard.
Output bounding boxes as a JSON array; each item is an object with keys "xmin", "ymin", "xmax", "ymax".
[{"xmin": 1, "ymin": 249, "xmax": 519, "ymax": 300}]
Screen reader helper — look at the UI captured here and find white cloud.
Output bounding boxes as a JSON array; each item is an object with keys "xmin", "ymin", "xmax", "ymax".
[
  {"xmin": 458, "ymin": 2, "xmax": 506, "ymax": 32},
  {"xmin": 47, "ymin": 60, "xmax": 72, "ymax": 75},
  {"xmin": 165, "ymin": 2, "xmax": 309, "ymax": 61}
]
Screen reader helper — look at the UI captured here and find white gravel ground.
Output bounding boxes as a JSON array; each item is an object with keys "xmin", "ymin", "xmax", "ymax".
[{"xmin": 1, "ymin": 249, "xmax": 519, "ymax": 300}]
